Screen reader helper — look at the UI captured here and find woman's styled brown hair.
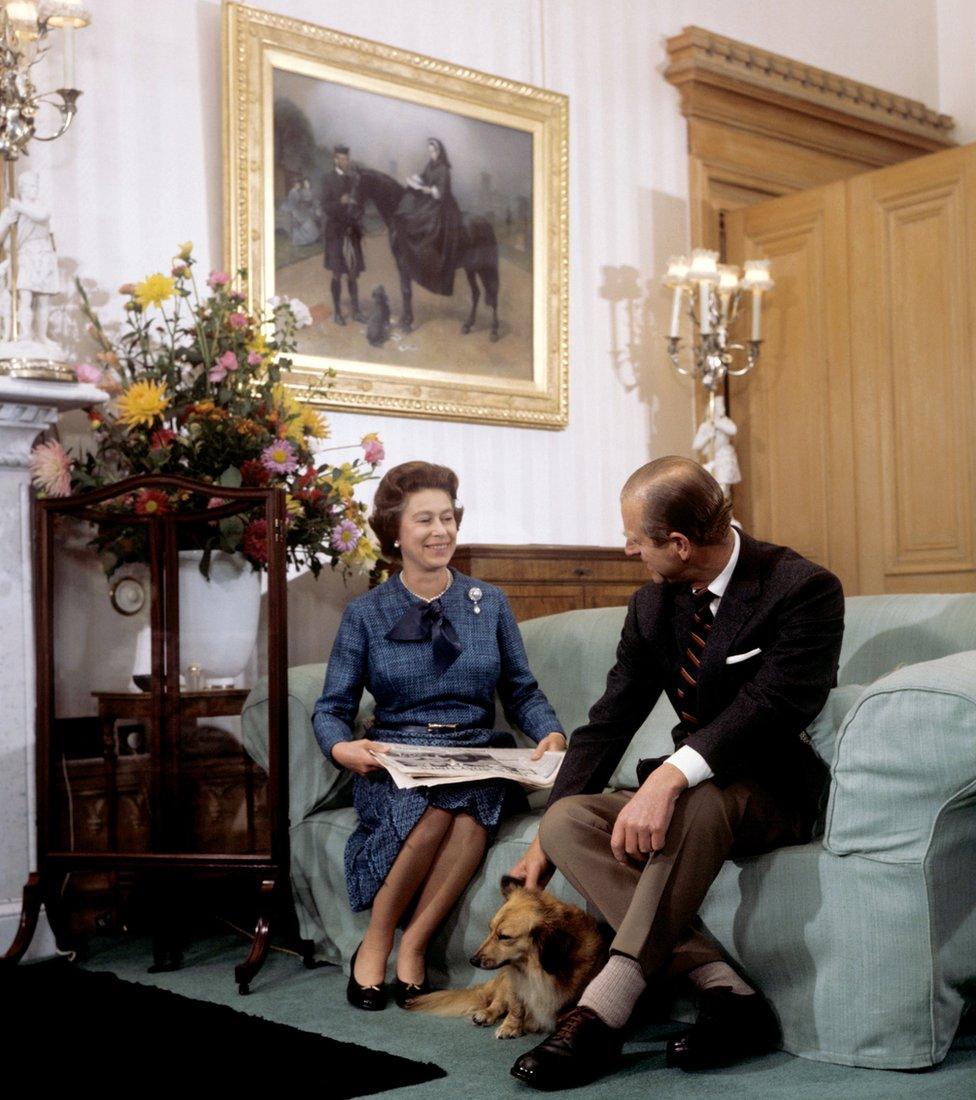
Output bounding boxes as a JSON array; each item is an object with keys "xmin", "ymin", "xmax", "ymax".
[{"xmin": 369, "ymin": 461, "xmax": 464, "ymax": 559}]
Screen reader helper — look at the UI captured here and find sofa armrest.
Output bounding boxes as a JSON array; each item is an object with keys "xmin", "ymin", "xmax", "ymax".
[
  {"xmin": 241, "ymin": 662, "xmax": 375, "ymax": 824},
  {"xmin": 823, "ymin": 651, "xmax": 976, "ymax": 862}
]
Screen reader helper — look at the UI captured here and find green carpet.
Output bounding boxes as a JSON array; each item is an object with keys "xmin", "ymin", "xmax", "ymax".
[{"xmin": 60, "ymin": 932, "xmax": 976, "ymax": 1099}]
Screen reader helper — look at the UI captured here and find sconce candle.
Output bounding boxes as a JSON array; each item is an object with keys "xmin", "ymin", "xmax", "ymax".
[{"xmin": 665, "ymin": 255, "xmax": 689, "ymax": 338}]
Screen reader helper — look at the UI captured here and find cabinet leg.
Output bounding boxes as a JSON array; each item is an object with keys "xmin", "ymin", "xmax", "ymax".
[
  {"xmin": 234, "ymin": 876, "xmax": 276, "ymax": 995},
  {"xmin": 147, "ymin": 875, "xmax": 185, "ymax": 974},
  {"xmin": 0, "ymin": 873, "xmax": 43, "ymax": 965}
]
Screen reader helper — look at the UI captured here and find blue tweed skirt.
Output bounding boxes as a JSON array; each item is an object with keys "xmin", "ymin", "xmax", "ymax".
[{"xmin": 344, "ymin": 726, "xmax": 528, "ymax": 912}]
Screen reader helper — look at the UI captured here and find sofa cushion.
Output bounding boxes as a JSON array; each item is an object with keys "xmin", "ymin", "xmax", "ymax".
[{"xmin": 241, "ymin": 663, "xmax": 373, "ymax": 821}]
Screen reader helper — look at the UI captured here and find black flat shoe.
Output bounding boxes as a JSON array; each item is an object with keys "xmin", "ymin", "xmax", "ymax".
[
  {"xmin": 393, "ymin": 973, "xmax": 432, "ymax": 1008},
  {"xmin": 347, "ymin": 943, "xmax": 387, "ymax": 1011},
  {"xmin": 666, "ymin": 986, "xmax": 780, "ymax": 1070}
]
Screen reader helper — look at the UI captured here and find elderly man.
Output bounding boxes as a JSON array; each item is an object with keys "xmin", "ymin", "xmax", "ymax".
[{"xmin": 508, "ymin": 456, "xmax": 844, "ymax": 1090}]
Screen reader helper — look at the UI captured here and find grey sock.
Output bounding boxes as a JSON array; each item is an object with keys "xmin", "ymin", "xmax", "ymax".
[
  {"xmin": 688, "ymin": 960, "xmax": 754, "ymax": 995},
  {"xmin": 578, "ymin": 953, "xmax": 646, "ymax": 1029}
]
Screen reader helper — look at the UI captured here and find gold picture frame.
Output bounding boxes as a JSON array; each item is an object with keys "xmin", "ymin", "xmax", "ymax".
[{"xmin": 222, "ymin": 2, "xmax": 569, "ymax": 429}]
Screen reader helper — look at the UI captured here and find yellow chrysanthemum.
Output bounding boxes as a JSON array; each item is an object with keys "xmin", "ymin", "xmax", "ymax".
[
  {"xmin": 177, "ymin": 241, "xmax": 193, "ymax": 261},
  {"xmin": 134, "ymin": 273, "xmax": 177, "ymax": 309},
  {"xmin": 330, "ymin": 463, "xmax": 357, "ymax": 500},
  {"xmin": 285, "ymin": 494, "xmax": 304, "ymax": 517},
  {"xmin": 298, "ymin": 405, "xmax": 329, "ymax": 440},
  {"xmin": 247, "ymin": 331, "xmax": 271, "ymax": 363},
  {"xmin": 342, "ymin": 536, "xmax": 380, "ymax": 575},
  {"xmin": 116, "ymin": 379, "xmax": 169, "ymax": 428}
]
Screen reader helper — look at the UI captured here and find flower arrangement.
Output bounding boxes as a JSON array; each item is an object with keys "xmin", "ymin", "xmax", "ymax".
[{"xmin": 31, "ymin": 244, "xmax": 384, "ymax": 579}]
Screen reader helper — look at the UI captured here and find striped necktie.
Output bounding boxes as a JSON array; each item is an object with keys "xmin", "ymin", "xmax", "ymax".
[{"xmin": 676, "ymin": 587, "xmax": 715, "ymax": 728}]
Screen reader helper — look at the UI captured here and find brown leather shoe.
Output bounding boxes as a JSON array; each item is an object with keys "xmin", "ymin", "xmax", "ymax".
[
  {"xmin": 510, "ymin": 1006, "xmax": 624, "ymax": 1090},
  {"xmin": 666, "ymin": 986, "xmax": 780, "ymax": 1070}
]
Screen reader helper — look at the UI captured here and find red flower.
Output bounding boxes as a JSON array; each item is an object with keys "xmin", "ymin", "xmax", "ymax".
[
  {"xmin": 134, "ymin": 489, "xmax": 170, "ymax": 515},
  {"xmin": 240, "ymin": 459, "xmax": 270, "ymax": 486},
  {"xmin": 243, "ymin": 519, "xmax": 268, "ymax": 563},
  {"xmin": 150, "ymin": 427, "xmax": 177, "ymax": 450}
]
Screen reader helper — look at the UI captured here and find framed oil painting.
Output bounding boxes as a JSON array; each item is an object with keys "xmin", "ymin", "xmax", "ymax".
[{"xmin": 222, "ymin": 3, "xmax": 569, "ymax": 428}]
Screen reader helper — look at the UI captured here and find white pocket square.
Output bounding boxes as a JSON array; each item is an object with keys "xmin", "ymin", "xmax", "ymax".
[{"xmin": 726, "ymin": 648, "xmax": 762, "ymax": 664}]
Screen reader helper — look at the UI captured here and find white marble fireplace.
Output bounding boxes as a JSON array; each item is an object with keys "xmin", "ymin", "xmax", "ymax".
[{"xmin": 0, "ymin": 376, "xmax": 106, "ymax": 960}]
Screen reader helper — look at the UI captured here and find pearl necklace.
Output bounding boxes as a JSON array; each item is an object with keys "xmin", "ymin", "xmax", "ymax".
[{"xmin": 399, "ymin": 570, "xmax": 453, "ymax": 603}]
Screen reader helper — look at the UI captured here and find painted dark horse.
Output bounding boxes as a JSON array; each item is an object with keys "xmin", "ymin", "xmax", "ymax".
[{"xmin": 354, "ymin": 166, "xmax": 501, "ymax": 341}]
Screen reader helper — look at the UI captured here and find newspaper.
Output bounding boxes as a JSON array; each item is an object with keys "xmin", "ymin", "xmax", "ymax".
[{"xmin": 368, "ymin": 745, "xmax": 565, "ymax": 791}]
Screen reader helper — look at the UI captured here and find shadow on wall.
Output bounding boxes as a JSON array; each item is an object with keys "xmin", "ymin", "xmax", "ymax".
[
  {"xmin": 597, "ymin": 189, "xmax": 695, "ymax": 460},
  {"xmin": 254, "ymin": 564, "xmax": 370, "ymax": 673}
]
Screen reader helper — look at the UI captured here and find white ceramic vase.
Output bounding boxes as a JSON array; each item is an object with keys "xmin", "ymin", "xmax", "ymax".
[{"xmin": 177, "ymin": 550, "xmax": 262, "ymax": 681}]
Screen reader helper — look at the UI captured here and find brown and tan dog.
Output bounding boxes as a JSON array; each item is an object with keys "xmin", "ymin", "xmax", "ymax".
[{"xmin": 407, "ymin": 876, "xmax": 607, "ymax": 1039}]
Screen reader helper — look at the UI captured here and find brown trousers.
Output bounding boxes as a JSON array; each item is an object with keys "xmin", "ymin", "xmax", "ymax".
[{"xmin": 538, "ymin": 778, "xmax": 812, "ymax": 981}]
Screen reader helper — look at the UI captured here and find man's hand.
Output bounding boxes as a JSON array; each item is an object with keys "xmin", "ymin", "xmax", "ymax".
[
  {"xmin": 531, "ymin": 732, "xmax": 567, "ymax": 760},
  {"xmin": 610, "ymin": 762, "xmax": 688, "ymax": 864},
  {"xmin": 330, "ymin": 739, "xmax": 390, "ymax": 776},
  {"xmin": 506, "ymin": 834, "xmax": 554, "ymax": 891}
]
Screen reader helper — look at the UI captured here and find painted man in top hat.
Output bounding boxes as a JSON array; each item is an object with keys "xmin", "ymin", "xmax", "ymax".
[{"xmin": 322, "ymin": 144, "xmax": 365, "ymax": 325}]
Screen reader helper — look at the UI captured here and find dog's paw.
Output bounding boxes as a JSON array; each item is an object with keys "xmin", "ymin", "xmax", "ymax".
[
  {"xmin": 495, "ymin": 1021, "xmax": 524, "ymax": 1040},
  {"xmin": 472, "ymin": 1010, "xmax": 495, "ymax": 1027}
]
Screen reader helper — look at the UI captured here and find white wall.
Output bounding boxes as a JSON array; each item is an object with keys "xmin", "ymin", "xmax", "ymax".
[
  {"xmin": 937, "ymin": 0, "xmax": 976, "ymax": 143},
  {"xmin": 18, "ymin": 0, "xmax": 970, "ymax": 684}
]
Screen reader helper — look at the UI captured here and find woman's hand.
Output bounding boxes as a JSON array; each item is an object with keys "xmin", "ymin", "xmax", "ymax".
[
  {"xmin": 531, "ymin": 732, "xmax": 567, "ymax": 760},
  {"xmin": 331, "ymin": 739, "xmax": 391, "ymax": 776}
]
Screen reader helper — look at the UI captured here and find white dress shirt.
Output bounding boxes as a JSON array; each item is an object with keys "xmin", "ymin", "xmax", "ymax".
[{"xmin": 664, "ymin": 526, "xmax": 741, "ymax": 788}]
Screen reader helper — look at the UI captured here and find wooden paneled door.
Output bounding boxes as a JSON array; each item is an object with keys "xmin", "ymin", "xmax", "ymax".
[
  {"xmin": 847, "ymin": 147, "xmax": 976, "ymax": 593},
  {"xmin": 725, "ymin": 143, "xmax": 976, "ymax": 595},
  {"xmin": 724, "ymin": 181, "xmax": 858, "ymax": 593}
]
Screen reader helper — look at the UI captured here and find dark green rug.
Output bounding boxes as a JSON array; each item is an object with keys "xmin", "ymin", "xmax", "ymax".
[{"xmin": 3, "ymin": 958, "xmax": 446, "ymax": 1095}]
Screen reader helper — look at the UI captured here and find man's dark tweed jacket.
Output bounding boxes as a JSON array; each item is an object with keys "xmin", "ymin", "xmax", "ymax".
[{"xmin": 546, "ymin": 529, "xmax": 845, "ymax": 818}]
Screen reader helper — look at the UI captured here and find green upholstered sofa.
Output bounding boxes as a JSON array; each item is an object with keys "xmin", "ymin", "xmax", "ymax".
[{"xmin": 241, "ymin": 593, "xmax": 976, "ymax": 1070}]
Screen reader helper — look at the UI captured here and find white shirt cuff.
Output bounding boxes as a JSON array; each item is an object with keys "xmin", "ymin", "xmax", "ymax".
[{"xmin": 665, "ymin": 745, "xmax": 714, "ymax": 787}]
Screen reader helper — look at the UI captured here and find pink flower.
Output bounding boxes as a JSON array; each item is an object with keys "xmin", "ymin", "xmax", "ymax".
[
  {"xmin": 207, "ymin": 270, "xmax": 230, "ymax": 288},
  {"xmin": 363, "ymin": 435, "xmax": 385, "ymax": 466},
  {"xmin": 331, "ymin": 519, "xmax": 362, "ymax": 553},
  {"xmin": 247, "ymin": 351, "xmax": 263, "ymax": 367},
  {"xmin": 260, "ymin": 439, "xmax": 298, "ymax": 475},
  {"xmin": 74, "ymin": 362, "xmax": 102, "ymax": 385},
  {"xmin": 208, "ymin": 350, "xmax": 239, "ymax": 383},
  {"xmin": 28, "ymin": 440, "xmax": 73, "ymax": 497},
  {"xmin": 228, "ymin": 312, "xmax": 248, "ymax": 329}
]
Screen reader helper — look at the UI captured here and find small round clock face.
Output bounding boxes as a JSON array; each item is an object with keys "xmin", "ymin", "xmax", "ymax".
[{"xmin": 110, "ymin": 576, "xmax": 145, "ymax": 616}]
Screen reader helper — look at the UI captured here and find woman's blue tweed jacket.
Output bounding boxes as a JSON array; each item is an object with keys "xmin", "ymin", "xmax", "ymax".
[{"xmin": 311, "ymin": 568, "xmax": 563, "ymax": 910}]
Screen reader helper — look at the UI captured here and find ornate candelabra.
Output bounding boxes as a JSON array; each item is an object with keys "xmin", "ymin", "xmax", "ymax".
[
  {"xmin": 0, "ymin": 0, "xmax": 90, "ymax": 381},
  {"xmin": 664, "ymin": 249, "xmax": 773, "ymax": 390},
  {"xmin": 662, "ymin": 248, "xmax": 773, "ymax": 497}
]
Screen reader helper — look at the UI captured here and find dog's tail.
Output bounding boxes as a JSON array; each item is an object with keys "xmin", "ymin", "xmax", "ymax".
[{"xmin": 406, "ymin": 984, "xmax": 491, "ymax": 1016}]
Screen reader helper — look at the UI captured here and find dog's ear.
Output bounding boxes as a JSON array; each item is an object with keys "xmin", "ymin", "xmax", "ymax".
[
  {"xmin": 500, "ymin": 874, "xmax": 524, "ymax": 898},
  {"xmin": 534, "ymin": 925, "xmax": 572, "ymax": 976}
]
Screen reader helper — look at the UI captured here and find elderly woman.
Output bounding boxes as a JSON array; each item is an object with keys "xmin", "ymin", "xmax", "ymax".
[{"xmin": 312, "ymin": 461, "xmax": 566, "ymax": 1012}]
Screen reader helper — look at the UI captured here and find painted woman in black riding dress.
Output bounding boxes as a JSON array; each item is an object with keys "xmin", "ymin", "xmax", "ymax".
[{"xmin": 393, "ymin": 138, "xmax": 463, "ymax": 296}]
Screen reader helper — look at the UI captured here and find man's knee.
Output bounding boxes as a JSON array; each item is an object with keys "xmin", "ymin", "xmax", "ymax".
[
  {"xmin": 670, "ymin": 780, "xmax": 739, "ymax": 844},
  {"xmin": 539, "ymin": 795, "xmax": 603, "ymax": 860}
]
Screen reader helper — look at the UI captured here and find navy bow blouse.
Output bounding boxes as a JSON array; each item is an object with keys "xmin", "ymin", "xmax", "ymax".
[{"xmin": 311, "ymin": 568, "xmax": 562, "ymax": 759}]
